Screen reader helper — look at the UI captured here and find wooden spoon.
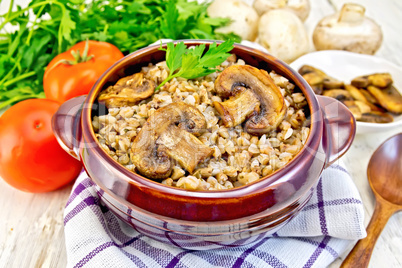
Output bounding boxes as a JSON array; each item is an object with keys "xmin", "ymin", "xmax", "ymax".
[{"xmin": 341, "ymin": 133, "xmax": 402, "ymax": 268}]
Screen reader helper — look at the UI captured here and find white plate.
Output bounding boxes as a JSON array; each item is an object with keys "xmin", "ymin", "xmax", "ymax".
[{"xmin": 290, "ymin": 50, "xmax": 402, "ymax": 134}]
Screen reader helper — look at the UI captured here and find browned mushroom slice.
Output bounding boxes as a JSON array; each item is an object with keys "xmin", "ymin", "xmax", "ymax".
[
  {"xmin": 301, "ymin": 71, "xmax": 324, "ymax": 85},
  {"xmin": 298, "ymin": 65, "xmax": 343, "ymax": 93},
  {"xmin": 158, "ymin": 126, "xmax": 213, "ymax": 173},
  {"xmin": 360, "ymin": 111, "xmax": 394, "ymax": 123},
  {"xmin": 131, "ymin": 102, "xmax": 212, "ymax": 179},
  {"xmin": 344, "ymin": 84, "xmax": 367, "ymax": 102},
  {"xmin": 213, "ymin": 64, "xmax": 286, "ymax": 135},
  {"xmin": 298, "ymin": 65, "xmax": 326, "ymax": 76},
  {"xmin": 360, "ymin": 89, "xmax": 379, "ymax": 105},
  {"xmin": 342, "ymin": 100, "xmax": 362, "ymax": 120},
  {"xmin": 351, "ymin": 73, "xmax": 393, "ymax": 89},
  {"xmin": 368, "ymin": 85, "xmax": 402, "ymax": 114},
  {"xmin": 323, "ymin": 89, "xmax": 354, "ymax": 102},
  {"xmin": 351, "ymin": 76, "xmax": 370, "ymax": 88},
  {"xmin": 368, "ymin": 73, "xmax": 393, "ymax": 88},
  {"xmin": 98, "ymin": 73, "xmax": 155, "ymax": 107},
  {"xmin": 354, "ymin": 100, "xmax": 371, "ymax": 114},
  {"xmin": 213, "ymin": 87, "xmax": 260, "ymax": 128},
  {"xmin": 322, "ymin": 78, "xmax": 344, "ymax": 90}
]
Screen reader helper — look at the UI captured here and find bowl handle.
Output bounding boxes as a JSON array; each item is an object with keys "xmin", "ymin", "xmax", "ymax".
[
  {"xmin": 317, "ymin": 95, "xmax": 356, "ymax": 167},
  {"xmin": 52, "ymin": 95, "xmax": 86, "ymax": 160}
]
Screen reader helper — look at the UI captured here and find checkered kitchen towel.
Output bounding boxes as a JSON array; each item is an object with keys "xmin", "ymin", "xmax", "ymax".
[{"xmin": 64, "ymin": 161, "xmax": 366, "ymax": 268}]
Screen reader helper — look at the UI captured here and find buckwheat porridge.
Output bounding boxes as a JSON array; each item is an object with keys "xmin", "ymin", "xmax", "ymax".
[{"xmin": 92, "ymin": 54, "xmax": 310, "ymax": 191}]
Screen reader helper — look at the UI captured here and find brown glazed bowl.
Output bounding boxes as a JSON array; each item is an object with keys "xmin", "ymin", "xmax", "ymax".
[{"xmin": 53, "ymin": 40, "xmax": 356, "ymax": 250}]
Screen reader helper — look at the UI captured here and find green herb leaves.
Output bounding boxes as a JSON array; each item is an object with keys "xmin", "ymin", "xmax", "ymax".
[
  {"xmin": 157, "ymin": 40, "xmax": 235, "ymax": 90},
  {"xmin": 0, "ymin": 0, "xmax": 240, "ymax": 109}
]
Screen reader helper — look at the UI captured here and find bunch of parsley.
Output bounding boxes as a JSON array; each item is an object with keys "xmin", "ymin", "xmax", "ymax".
[{"xmin": 0, "ymin": 0, "xmax": 240, "ymax": 109}]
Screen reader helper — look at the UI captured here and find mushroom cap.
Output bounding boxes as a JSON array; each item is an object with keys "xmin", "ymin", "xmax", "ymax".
[
  {"xmin": 98, "ymin": 73, "xmax": 155, "ymax": 107},
  {"xmin": 253, "ymin": 0, "xmax": 311, "ymax": 21},
  {"xmin": 131, "ymin": 102, "xmax": 212, "ymax": 179},
  {"xmin": 312, "ymin": 4, "xmax": 383, "ymax": 55},
  {"xmin": 257, "ymin": 9, "xmax": 310, "ymax": 63},
  {"xmin": 207, "ymin": 0, "xmax": 259, "ymax": 40},
  {"xmin": 214, "ymin": 64, "xmax": 286, "ymax": 135}
]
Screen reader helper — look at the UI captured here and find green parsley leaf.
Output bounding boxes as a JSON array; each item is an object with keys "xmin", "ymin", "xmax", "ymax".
[
  {"xmin": 0, "ymin": 0, "xmax": 240, "ymax": 108},
  {"xmin": 156, "ymin": 40, "xmax": 235, "ymax": 90}
]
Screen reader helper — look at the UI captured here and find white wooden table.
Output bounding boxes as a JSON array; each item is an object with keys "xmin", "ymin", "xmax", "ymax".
[{"xmin": 0, "ymin": 0, "xmax": 401, "ymax": 267}]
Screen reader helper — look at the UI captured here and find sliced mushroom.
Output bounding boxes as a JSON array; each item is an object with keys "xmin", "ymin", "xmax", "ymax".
[
  {"xmin": 342, "ymin": 100, "xmax": 362, "ymax": 120},
  {"xmin": 367, "ymin": 85, "xmax": 402, "ymax": 114},
  {"xmin": 213, "ymin": 64, "xmax": 286, "ymax": 135},
  {"xmin": 360, "ymin": 89, "xmax": 380, "ymax": 105},
  {"xmin": 360, "ymin": 111, "xmax": 394, "ymax": 123},
  {"xmin": 323, "ymin": 89, "xmax": 353, "ymax": 102},
  {"xmin": 344, "ymin": 84, "xmax": 367, "ymax": 102},
  {"xmin": 350, "ymin": 76, "xmax": 370, "ymax": 88},
  {"xmin": 158, "ymin": 126, "xmax": 212, "ymax": 173},
  {"xmin": 213, "ymin": 87, "xmax": 260, "ymax": 128},
  {"xmin": 131, "ymin": 102, "xmax": 212, "ymax": 179},
  {"xmin": 354, "ymin": 100, "xmax": 371, "ymax": 114},
  {"xmin": 351, "ymin": 73, "xmax": 393, "ymax": 89},
  {"xmin": 98, "ymin": 72, "xmax": 155, "ymax": 107},
  {"xmin": 344, "ymin": 84, "xmax": 385, "ymax": 112},
  {"xmin": 298, "ymin": 65, "xmax": 343, "ymax": 94}
]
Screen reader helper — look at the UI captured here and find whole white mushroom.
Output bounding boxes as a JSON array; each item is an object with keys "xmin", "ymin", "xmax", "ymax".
[
  {"xmin": 253, "ymin": 0, "xmax": 310, "ymax": 21},
  {"xmin": 313, "ymin": 3, "xmax": 383, "ymax": 54},
  {"xmin": 207, "ymin": 0, "xmax": 259, "ymax": 41},
  {"xmin": 257, "ymin": 9, "xmax": 310, "ymax": 63}
]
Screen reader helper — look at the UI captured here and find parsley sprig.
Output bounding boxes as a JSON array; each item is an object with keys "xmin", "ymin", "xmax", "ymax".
[
  {"xmin": 157, "ymin": 40, "xmax": 235, "ymax": 90},
  {"xmin": 0, "ymin": 0, "xmax": 240, "ymax": 110}
]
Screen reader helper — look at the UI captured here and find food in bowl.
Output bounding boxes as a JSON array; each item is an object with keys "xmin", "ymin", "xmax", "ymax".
[
  {"xmin": 53, "ymin": 40, "xmax": 356, "ymax": 246},
  {"xmin": 298, "ymin": 64, "xmax": 402, "ymax": 123},
  {"xmin": 92, "ymin": 45, "xmax": 310, "ymax": 191}
]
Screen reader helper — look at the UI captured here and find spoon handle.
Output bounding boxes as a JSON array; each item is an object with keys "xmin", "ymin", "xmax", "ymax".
[{"xmin": 340, "ymin": 199, "xmax": 397, "ymax": 268}]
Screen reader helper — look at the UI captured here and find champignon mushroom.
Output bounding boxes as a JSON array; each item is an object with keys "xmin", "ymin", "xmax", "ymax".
[
  {"xmin": 313, "ymin": 3, "xmax": 383, "ymax": 55},
  {"xmin": 207, "ymin": 0, "xmax": 259, "ymax": 41},
  {"xmin": 351, "ymin": 73, "xmax": 393, "ymax": 88},
  {"xmin": 131, "ymin": 102, "xmax": 213, "ymax": 180},
  {"xmin": 367, "ymin": 85, "xmax": 402, "ymax": 114},
  {"xmin": 213, "ymin": 64, "xmax": 286, "ymax": 135},
  {"xmin": 344, "ymin": 84, "xmax": 381, "ymax": 112},
  {"xmin": 253, "ymin": 0, "xmax": 311, "ymax": 21},
  {"xmin": 298, "ymin": 65, "xmax": 343, "ymax": 94},
  {"xmin": 257, "ymin": 9, "xmax": 310, "ymax": 63},
  {"xmin": 360, "ymin": 111, "xmax": 394, "ymax": 123},
  {"xmin": 98, "ymin": 72, "xmax": 155, "ymax": 107},
  {"xmin": 322, "ymin": 89, "xmax": 353, "ymax": 102}
]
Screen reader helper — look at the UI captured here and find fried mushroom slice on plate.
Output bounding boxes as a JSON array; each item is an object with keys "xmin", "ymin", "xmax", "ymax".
[
  {"xmin": 131, "ymin": 102, "xmax": 213, "ymax": 180},
  {"xmin": 351, "ymin": 73, "xmax": 393, "ymax": 89},
  {"xmin": 368, "ymin": 85, "xmax": 402, "ymax": 114},
  {"xmin": 98, "ymin": 72, "xmax": 155, "ymax": 107},
  {"xmin": 213, "ymin": 64, "xmax": 286, "ymax": 135},
  {"xmin": 298, "ymin": 65, "xmax": 344, "ymax": 94}
]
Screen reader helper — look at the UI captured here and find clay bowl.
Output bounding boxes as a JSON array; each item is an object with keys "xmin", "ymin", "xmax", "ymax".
[{"xmin": 53, "ymin": 40, "xmax": 356, "ymax": 250}]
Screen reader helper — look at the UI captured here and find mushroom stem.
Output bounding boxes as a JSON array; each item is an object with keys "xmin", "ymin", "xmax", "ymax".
[
  {"xmin": 213, "ymin": 88, "xmax": 260, "ymax": 128},
  {"xmin": 338, "ymin": 3, "xmax": 365, "ymax": 23},
  {"xmin": 159, "ymin": 126, "xmax": 213, "ymax": 173},
  {"xmin": 131, "ymin": 102, "xmax": 212, "ymax": 179},
  {"xmin": 213, "ymin": 64, "xmax": 286, "ymax": 135},
  {"xmin": 98, "ymin": 72, "xmax": 155, "ymax": 108}
]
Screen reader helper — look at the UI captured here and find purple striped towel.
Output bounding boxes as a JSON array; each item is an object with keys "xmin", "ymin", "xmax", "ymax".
[{"xmin": 64, "ymin": 161, "xmax": 366, "ymax": 268}]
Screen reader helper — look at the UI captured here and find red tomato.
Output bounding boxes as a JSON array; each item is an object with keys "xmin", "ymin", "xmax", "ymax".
[
  {"xmin": 44, "ymin": 40, "xmax": 124, "ymax": 103},
  {"xmin": 0, "ymin": 99, "xmax": 82, "ymax": 193}
]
